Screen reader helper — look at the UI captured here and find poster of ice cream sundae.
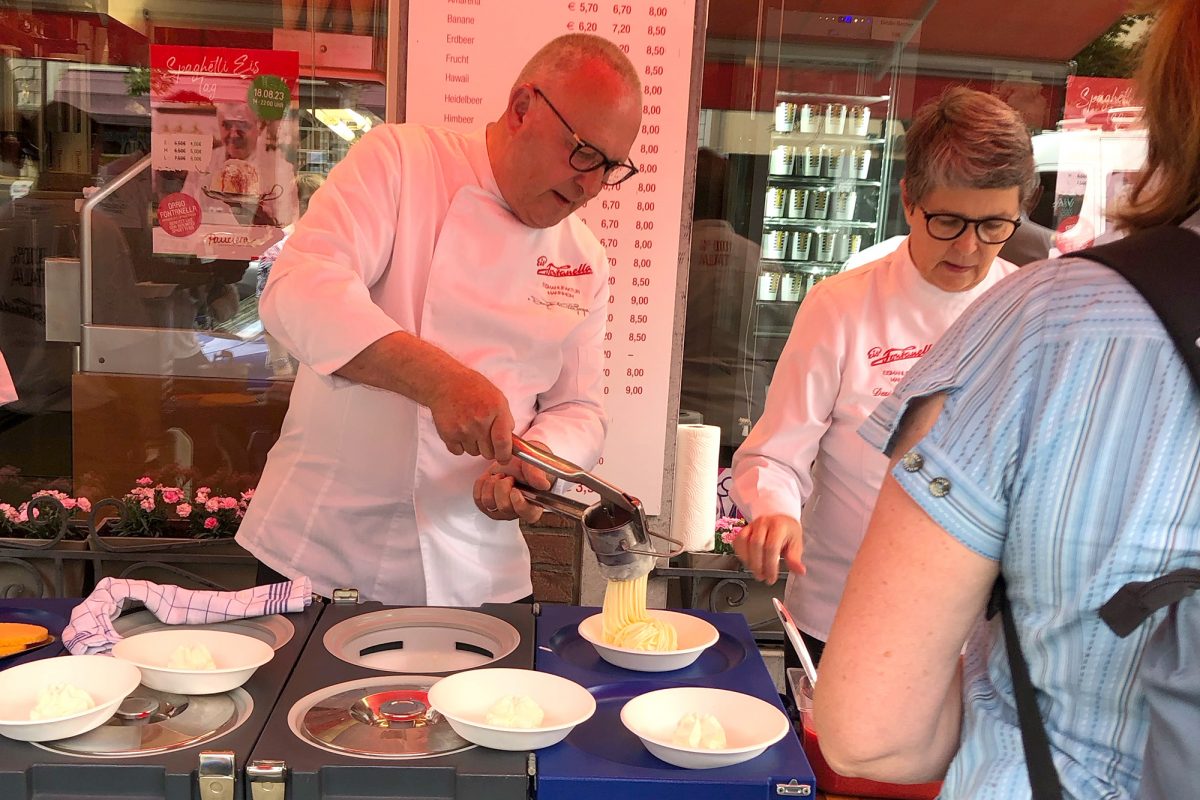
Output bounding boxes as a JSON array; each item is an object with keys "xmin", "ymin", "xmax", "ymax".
[{"xmin": 150, "ymin": 45, "xmax": 300, "ymax": 259}]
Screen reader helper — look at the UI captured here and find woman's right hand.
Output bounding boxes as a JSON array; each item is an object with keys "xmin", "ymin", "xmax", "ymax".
[{"xmin": 731, "ymin": 514, "xmax": 806, "ymax": 585}]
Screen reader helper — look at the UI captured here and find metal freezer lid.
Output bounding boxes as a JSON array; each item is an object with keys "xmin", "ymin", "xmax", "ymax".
[
  {"xmin": 533, "ymin": 605, "xmax": 816, "ymax": 800},
  {"xmin": 0, "ymin": 598, "xmax": 324, "ymax": 799},
  {"xmin": 245, "ymin": 601, "xmax": 536, "ymax": 800}
]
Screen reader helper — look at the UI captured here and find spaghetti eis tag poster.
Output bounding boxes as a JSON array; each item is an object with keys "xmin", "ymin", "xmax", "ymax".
[{"xmin": 150, "ymin": 46, "xmax": 300, "ymax": 259}]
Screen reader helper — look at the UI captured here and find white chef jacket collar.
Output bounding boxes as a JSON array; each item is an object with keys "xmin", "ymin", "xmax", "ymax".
[{"xmin": 464, "ymin": 127, "xmax": 504, "ymax": 204}]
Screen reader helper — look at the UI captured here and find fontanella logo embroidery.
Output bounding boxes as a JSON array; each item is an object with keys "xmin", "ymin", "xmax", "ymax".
[
  {"xmin": 868, "ymin": 344, "xmax": 931, "ymax": 367},
  {"xmin": 536, "ymin": 255, "xmax": 593, "ymax": 277}
]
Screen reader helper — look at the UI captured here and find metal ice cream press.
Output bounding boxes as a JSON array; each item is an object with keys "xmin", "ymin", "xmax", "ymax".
[{"xmin": 511, "ymin": 435, "xmax": 685, "ymax": 582}]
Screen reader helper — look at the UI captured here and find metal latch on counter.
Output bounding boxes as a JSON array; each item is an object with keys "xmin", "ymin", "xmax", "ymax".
[
  {"xmin": 332, "ymin": 587, "xmax": 360, "ymax": 604},
  {"xmin": 247, "ymin": 759, "xmax": 288, "ymax": 799},
  {"xmin": 197, "ymin": 750, "xmax": 235, "ymax": 800},
  {"xmin": 776, "ymin": 778, "xmax": 813, "ymax": 795}
]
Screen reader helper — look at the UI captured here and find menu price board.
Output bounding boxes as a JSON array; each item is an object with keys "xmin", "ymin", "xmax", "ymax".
[{"xmin": 407, "ymin": 1, "xmax": 698, "ymax": 514}]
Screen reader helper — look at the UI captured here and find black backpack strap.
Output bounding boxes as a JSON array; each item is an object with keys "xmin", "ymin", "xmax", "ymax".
[
  {"xmin": 1100, "ymin": 569, "xmax": 1200, "ymax": 637},
  {"xmin": 1072, "ymin": 225, "xmax": 1200, "ymax": 387},
  {"xmin": 988, "ymin": 577, "xmax": 1065, "ymax": 800}
]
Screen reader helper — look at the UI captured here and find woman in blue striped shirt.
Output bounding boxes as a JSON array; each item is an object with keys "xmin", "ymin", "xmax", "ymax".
[{"xmin": 813, "ymin": 2, "xmax": 1200, "ymax": 798}]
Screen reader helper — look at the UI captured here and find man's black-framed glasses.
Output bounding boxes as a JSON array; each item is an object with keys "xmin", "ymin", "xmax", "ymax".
[
  {"xmin": 531, "ymin": 86, "xmax": 639, "ymax": 186},
  {"xmin": 920, "ymin": 208, "xmax": 1022, "ymax": 245}
]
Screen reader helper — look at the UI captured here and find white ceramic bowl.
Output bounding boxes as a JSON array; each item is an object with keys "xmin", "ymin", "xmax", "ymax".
[
  {"xmin": 0, "ymin": 655, "xmax": 141, "ymax": 742},
  {"xmin": 111, "ymin": 629, "xmax": 274, "ymax": 695},
  {"xmin": 621, "ymin": 686, "xmax": 790, "ymax": 769},
  {"xmin": 577, "ymin": 610, "xmax": 719, "ymax": 672},
  {"xmin": 427, "ymin": 667, "xmax": 595, "ymax": 751}
]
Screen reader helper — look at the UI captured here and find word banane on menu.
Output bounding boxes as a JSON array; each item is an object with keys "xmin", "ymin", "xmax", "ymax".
[{"xmin": 406, "ymin": 0, "xmax": 698, "ymax": 513}]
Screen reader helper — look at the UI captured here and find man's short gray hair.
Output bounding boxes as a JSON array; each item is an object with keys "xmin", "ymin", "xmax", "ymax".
[
  {"xmin": 903, "ymin": 87, "xmax": 1037, "ymax": 207},
  {"xmin": 514, "ymin": 34, "xmax": 641, "ymax": 97}
]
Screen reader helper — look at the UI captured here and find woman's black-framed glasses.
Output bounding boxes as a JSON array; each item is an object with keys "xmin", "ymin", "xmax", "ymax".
[
  {"xmin": 920, "ymin": 208, "xmax": 1022, "ymax": 244},
  {"xmin": 531, "ymin": 86, "xmax": 639, "ymax": 186}
]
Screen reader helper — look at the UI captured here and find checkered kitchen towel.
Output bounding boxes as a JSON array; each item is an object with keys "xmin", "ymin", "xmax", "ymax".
[{"xmin": 63, "ymin": 576, "xmax": 313, "ymax": 655}]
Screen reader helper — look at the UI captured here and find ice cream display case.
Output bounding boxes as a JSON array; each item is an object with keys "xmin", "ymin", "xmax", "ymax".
[{"xmin": 0, "ymin": 596, "xmax": 814, "ymax": 799}]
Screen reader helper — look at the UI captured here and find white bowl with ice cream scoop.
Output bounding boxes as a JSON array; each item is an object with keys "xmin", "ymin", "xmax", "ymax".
[
  {"xmin": 577, "ymin": 610, "xmax": 719, "ymax": 672},
  {"xmin": 111, "ymin": 629, "xmax": 274, "ymax": 695},
  {"xmin": 620, "ymin": 686, "xmax": 790, "ymax": 769},
  {"xmin": 427, "ymin": 667, "xmax": 596, "ymax": 750},
  {"xmin": 0, "ymin": 655, "xmax": 142, "ymax": 742}
]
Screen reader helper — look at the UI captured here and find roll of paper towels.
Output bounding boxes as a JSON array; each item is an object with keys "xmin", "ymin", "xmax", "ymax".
[{"xmin": 671, "ymin": 424, "xmax": 721, "ymax": 552}]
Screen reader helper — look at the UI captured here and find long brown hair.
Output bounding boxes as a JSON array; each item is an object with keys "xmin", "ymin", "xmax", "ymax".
[{"xmin": 1114, "ymin": 0, "xmax": 1200, "ymax": 231}]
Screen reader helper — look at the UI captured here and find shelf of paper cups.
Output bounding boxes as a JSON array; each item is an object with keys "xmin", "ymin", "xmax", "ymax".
[
  {"xmin": 764, "ymin": 218, "xmax": 879, "ymax": 229},
  {"xmin": 761, "ymin": 227, "xmax": 865, "ymax": 268},
  {"xmin": 767, "ymin": 176, "xmax": 883, "ymax": 190},
  {"xmin": 755, "ymin": 264, "xmax": 836, "ymax": 305},
  {"xmin": 771, "ymin": 101, "xmax": 880, "ymax": 140},
  {"xmin": 763, "ymin": 186, "xmax": 873, "ymax": 225},
  {"xmin": 771, "ymin": 130, "xmax": 885, "ymax": 145},
  {"xmin": 760, "ymin": 259, "xmax": 840, "ymax": 274},
  {"xmin": 768, "ymin": 144, "xmax": 877, "ymax": 183},
  {"xmin": 776, "ymin": 91, "xmax": 891, "ymax": 104}
]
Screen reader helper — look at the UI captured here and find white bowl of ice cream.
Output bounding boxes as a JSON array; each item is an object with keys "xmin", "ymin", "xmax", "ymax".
[
  {"xmin": 578, "ymin": 610, "xmax": 719, "ymax": 672},
  {"xmin": 621, "ymin": 686, "xmax": 790, "ymax": 769},
  {"xmin": 427, "ymin": 667, "xmax": 595, "ymax": 751},
  {"xmin": 0, "ymin": 655, "xmax": 142, "ymax": 742},
  {"xmin": 111, "ymin": 629, "xmax": 274, "ymax": 695}
]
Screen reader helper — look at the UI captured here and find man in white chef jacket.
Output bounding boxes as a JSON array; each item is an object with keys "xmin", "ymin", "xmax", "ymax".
[{"xmin": 237, "ymin": 34, "xmax": 642, "ymax": 605}]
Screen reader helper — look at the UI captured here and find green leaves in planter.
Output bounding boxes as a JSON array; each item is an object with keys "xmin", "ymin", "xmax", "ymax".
[
  {"xmin": 89, "ymin": 479, "xmax": 251, "ymax": 540},
  {"xmin": 0, "ymin": 492, "xmax": 92, "ymax": 540}
]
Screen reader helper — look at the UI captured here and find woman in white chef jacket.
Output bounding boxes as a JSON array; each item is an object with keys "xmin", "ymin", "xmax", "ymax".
[
  {"xmin": 236, "ymin": 35, "xmax": 643, "ymax": 606},
  {"xmin": 729, "ymin": 88, "xmax": 1036, "ymax": 664}
]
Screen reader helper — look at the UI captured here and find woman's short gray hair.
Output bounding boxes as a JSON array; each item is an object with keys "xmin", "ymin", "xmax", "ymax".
[{"xmin": 903, "ymin": 87, "xmax": 1037, "ymax": 208}]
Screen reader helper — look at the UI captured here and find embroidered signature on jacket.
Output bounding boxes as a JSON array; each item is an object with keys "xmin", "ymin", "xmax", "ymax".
[
  {"xmin": 528, "ymin": 295, "xmax": 588, "ymax": 316},
  {"xmin": 536, "ymin": 255, "xmax": 593, "ymax": 277},
  {"xmin": 868, "ymin": 344, "xmax": 931, "ymax": 367}
]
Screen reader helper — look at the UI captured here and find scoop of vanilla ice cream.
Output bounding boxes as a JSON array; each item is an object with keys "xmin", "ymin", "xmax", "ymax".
[
  {"xmin": 29, "ymin": 683, "xmax": 96, "ymax": 720},
  {"xmin": 484, "ymin": 695, "xmax": 545, "ymax": 728},
  {"xmin": 671, "ymin": 711, "xmax": 727, "ymax": 749},
  {"xmin": 167, "ymin": 643, "xmax": 217, "ymax": 671}
]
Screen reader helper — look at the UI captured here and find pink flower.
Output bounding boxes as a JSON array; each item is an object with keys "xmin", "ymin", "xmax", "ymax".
[
  {"xmin": 77, "ymin": 498, "xmax": 92, "ymax": 513},
  {"xmin": 219, "ymin": 496, "xmax": 238, "ymax": 510},
  {"xmin": 241, "ymin": 489, "xmax": 255, "ymax": 501},
  {"xmin": 204, "ymin": 516, "xmax": 219, "ymax": 530},
  {"xmin": 176, "ymin": 503, "xmax": 192, "ymax": 517},
  {"xmin": 61, "ymin": 497, "xmax": 77, "ymax": 510},
  {"xmin": 0, "ymin": 503, "xmax": 18, "ymax": 523},
  {"xmin": 140, "ymin": 498, "xmax": 155, "ymax": 511},
  {"xmin": 161, "ymin": 488, "xmax": 183, "ymax": 504},
  {"xmin": 195, "ymin": 487, "xmax": 211, "ymax": 501},
  {"xmin": 136, "ymin": 476, "xmax": 153, "ymax": 486},
  {"xmin": 720, "ymin": 530, "xmax": 737, "ymax": 545},
  {"xmin": 204, "ymin": 498, "xmax": 220, "ymax": 513}
]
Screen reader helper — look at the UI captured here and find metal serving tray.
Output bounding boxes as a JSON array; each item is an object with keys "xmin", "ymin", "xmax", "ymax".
[{"xmin": 244, "ymin": 600, "xmax": 536, "ymax": 800}]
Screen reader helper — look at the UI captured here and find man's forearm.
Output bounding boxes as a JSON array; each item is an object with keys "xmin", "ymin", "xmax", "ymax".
[{"xmin": 334, "ymin": 329, "xmax": 467, "ymax": 407}]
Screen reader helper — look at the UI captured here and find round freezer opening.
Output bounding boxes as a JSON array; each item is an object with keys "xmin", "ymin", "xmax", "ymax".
[{"xmin": 322, "ymin": 607, "xmax": 520, "ymax": 673}]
